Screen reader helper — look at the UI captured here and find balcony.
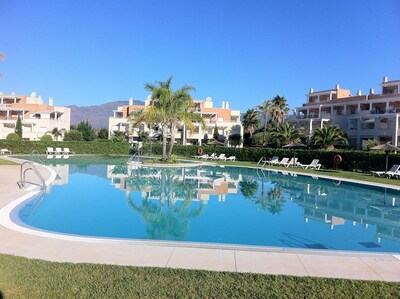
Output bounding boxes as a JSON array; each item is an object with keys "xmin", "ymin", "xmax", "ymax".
[{"xmin": 370, "ymin": 108, "xmax": 400, "ymax": 114}]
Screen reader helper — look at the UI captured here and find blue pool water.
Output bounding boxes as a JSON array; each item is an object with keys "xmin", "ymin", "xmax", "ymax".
[{"xmin": 14, "ymin": 156, "xmax": 400, "ymax": 253}]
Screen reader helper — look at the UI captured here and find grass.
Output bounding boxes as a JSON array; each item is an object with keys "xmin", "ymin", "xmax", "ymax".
[
  {"xmin": 0, "ymin": 158, "xmax": 18, "ymax": 165},
  {"xmin": 1, "ymin": 155, "xmax": 399, "ymax": 297},
  {"xmin": 0, "ymin": 254, "xmax": 399, "ymax": 298},
  {"xmin": 194, "ymin": 158, "xmax": 400, "ymax": 187}
]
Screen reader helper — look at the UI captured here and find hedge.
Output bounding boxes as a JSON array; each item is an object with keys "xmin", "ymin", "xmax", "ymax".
[
  {"xmin": 1, "ymin": 140, "xmax": 399, "ymax": 173},
  {"xmin": 0, "ymin": 140, "xmax": 131, "ymax": 155},
  {"xmin": 142, "ymin": 143, "xmax": 400, "ymax": 173}
]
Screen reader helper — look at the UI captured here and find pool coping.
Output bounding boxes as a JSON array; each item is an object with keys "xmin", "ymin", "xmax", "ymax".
[{"xmin": 1, "ymin": 155, "xmax": 400, "ymax": 281}]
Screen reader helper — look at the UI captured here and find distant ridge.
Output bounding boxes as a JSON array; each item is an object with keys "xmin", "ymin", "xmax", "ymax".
[{"xmin": 68, "ymin": 100, "xmax": 144, "ymax": 129}]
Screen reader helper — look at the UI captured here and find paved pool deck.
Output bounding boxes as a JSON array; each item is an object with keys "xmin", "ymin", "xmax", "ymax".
[{"xmin": 1, "ymin": 156, "xmax": 400, "ymax": 282}]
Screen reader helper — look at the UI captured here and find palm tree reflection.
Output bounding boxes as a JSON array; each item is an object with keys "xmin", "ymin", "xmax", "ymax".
[
  {"xmin": 126, "ymin": 168, "xmax": 204, "ymax": 240},
  {"xmin": 239, "ymin": 176, "xmax": 259, "ymax": 199}
]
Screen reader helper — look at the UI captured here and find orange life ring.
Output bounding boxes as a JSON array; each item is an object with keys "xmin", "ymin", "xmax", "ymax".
[
  {"xmin": 333, "ymin": 180, "xmax": 341, "ymax": 186},
  {"xmin": 333, "ymin": 154, "xmax": 342, "ymax": 165},
  {"xmin": 197, "ymin": 147, "xmax": 203, "ymax": 155}
]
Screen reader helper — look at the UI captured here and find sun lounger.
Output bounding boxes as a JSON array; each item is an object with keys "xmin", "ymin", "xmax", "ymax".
[
  {"xmin": 208, "ymin": 153, "xmax": 217, "ymax": 160},
  {"xmin": 225, "ymin": 156, "xmax": 236, "ymax": 161},
  {"xmin": 46, "ymin": 147, "xmax": 56, "ymax": 154},
  {"xmin": 371, "ymin": 164, "xmax": 400, "ymax": 178},
  {"xmin": 63, "ymin": 148, "xmax": 74, "ymax": 155},
  {"xmin": 300, "ymin": 159, "xmax": 322, "ymax": 170},
  {"xmin": 216, "ymin": 154, "xmax": 226, "ymax": 161},
  {"xmin": 258, "ymin": 156, "xmax": 274, "ymax": 164},
  {"xmin": 192, "ymin": 154, "xmax": 208, "ymax": 159},
  {"xmin": 0, "ymin": 148, "xmax": 12, "ymax": 154},
  {"xmin": 276, "ymin": 157, "xmax": 290, "ymax": 166},
  {"xmin": 284, "ymin": 157, "xmax": 298, "ymax": 167},
  {"xmin": 55, "ymin": 147, "xmax": 63, "ymax": 154},
  {"xmin": 262, "ymin": 156, "xmax": 280, "ymax": 166}
]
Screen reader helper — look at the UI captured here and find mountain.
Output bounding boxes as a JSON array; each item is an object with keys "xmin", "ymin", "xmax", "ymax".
[{"xmin": 67, "ymin": 100, "xmax": 144, "ymax": 129}]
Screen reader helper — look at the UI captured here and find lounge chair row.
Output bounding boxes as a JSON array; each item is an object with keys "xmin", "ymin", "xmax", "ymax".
[
  {"xmin": 46, "ymin": 147, "xmax": 74, "ymax": 155},
  {"xmin": 192, "ymin": 153, "xmax": 236, "ymax": 161},
  {"xmin": 258, "ymin": 156, "xmax": 322, "ymax": 170},
  {"xmin": 0, "ymin": 148, "xmax": 12, "ymax": 154},
  {"xmin": 371, "ymin": 164, "xmax": 400, "ymax": 179}
]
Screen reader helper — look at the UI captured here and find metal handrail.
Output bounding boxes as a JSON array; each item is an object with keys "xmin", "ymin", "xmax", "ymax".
[
  {"xmin": 30, "ymin": 150, "xmax": 44, "ymax": 165},
  {"xmin": 17, "ymin": 161, "xmax": 46, "ymax": 189},
  {"xmin": 22, "ymin": 188, "xmax": 46, "ymax": 216}
]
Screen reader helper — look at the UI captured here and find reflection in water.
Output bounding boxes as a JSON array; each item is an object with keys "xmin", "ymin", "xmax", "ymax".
[
  {"xmin": 125, "ymin": 168, "xmax": 205, "ymax": 240},
  {"xmin": 19, "ymin": 156, "xmax": 400, "ymax": 251}
]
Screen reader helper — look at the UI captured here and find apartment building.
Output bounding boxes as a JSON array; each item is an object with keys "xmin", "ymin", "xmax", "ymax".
[
  {"xmin": 287, "ymin": 77, "xmax": 400, "ymax": 149},
  {"xmin": 0, "ymin": 92, "xmax": 71, "ymax": 140},
  {"xmin": 108, "ymin": 96, "xmax": 243, "ymax": 146}
]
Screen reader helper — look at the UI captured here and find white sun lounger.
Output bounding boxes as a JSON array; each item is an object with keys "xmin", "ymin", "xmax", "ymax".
[
  {"xmin": 262, "ymin": 156, "xmax": 280, "ymax": 167},
  {"xmin": 216, "ymin": 154, "xmax": 226, "ymax": 161},
  {"xmin": 55, "ymin": 147, "xmax": 63, "ymax": 154},
  {"xmin": 0, "ymin": 148, "xmax": 12, "ymax": 154},
  {"xmin": 63, "ymin": 148, "xmax": 74, "ymax": 155},
  {"xmin": 372, "ymin": 164, "xmax": 400, "ymax": 178},
  {"xmin": 284, "ymin": 157, "xmax": 298, "ymax": 167},
  {"xmin": 46, "ymin": 147, "xmax": 56, "ymax": 154},
  {"xmin": 225, "ymin": 156, "xmax": 236, "ymax": 161},
  {"xmin": 300, "ymin": 159, "xmax": 322, "ymax": 170},
  {"xmin": 192, "ymin": 154, "xmax": 208, "ymax": 159},
  {"xmin": 277, "ymin": 157, "xmax": 290, "ymax": 166}
]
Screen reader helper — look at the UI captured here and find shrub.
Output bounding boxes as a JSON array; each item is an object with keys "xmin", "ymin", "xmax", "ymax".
[
  {"xmin": 76, "ymin": 121, "xmax": 96, "ymax": 141},
  {"xmin": 6, "ymin": 133, "xmax": 21, "ymax": 141},
  {"xmin": 40, "ymin": 134, "xmax": 53, "ymax": 142},
  {"xmin": 97, "ymin": 128, "xmax": 109, "ymax": 140},
  {"xmin": 250, "ymin": 132, "xmax": 264, "ymax": 145},
  {"xmin": 228, "ymin": 134, "xmax": 242, "ymax": 147},
  {"xmin": 64, "ymin": 129, "xmax": 84, "ymax": 141}
]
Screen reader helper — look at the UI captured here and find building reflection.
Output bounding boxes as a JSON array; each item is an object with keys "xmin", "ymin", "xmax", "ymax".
[
  {"xmin": 269, "ymin": 171, "xmax": 400, "ymax": 244},
  {"xmin": 106, "ymin": 164, "xmax": 240, "ymax": 203}
]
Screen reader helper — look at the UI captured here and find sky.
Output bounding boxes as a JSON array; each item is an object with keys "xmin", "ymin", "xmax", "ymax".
[{"xmin": 1, "ymin": 0, "xmax": 400, "ymax": 113}]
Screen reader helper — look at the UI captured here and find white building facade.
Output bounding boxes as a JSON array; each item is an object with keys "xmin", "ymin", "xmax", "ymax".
[
  {"xmin": 287, "ymin": 77, "xmax": 400, "ymax": 149},
  {"xmin": 108, "ymin": 96, "xmax": 243, "ymax": 146},
  {"xmin": 0, "ymin": 92, "xmax": 71, "ymax": 140}
]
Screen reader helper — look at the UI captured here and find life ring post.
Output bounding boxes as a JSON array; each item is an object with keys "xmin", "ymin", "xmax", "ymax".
[{"xmin": 333, "ymin": 154, "xmax": 343, "ymax": 170}]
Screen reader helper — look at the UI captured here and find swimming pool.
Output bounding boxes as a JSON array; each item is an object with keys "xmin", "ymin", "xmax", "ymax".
[{"xmin": 13, "ymin": 156, "xmax": 400, "ymax": 253}]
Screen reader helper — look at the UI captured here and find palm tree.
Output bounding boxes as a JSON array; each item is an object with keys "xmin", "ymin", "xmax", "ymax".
[
  {"xmin": 270, "ymin": 122, "xmax": 303, "ymax": 146},
  {"xmin": 242, "ymin": 108, "xmax": 260, "ymax": 138},
  {"xmin": 167, "ymin": 86, "xmax": 205, "ymax": 157},
  {"xmin": 310, "ymin": 125, "xmax": 348, "ymax": 151},
  {"xmin": 257, "ymin": 100, "xmax": 273, "ymax": 145},
  {"xmin": 132, "ymin": 77, "xmax": 204, "ymax": 161},
  {"xmin": 51, "ymin": 127, "xmax": 62, "ymax": 141},
  {"xmin": 269, "ymin": 95, "xmax": 289, "ymax": 125}
]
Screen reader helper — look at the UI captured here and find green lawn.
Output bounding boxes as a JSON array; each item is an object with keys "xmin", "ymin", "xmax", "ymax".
[
  {"xmin": 0, "ymin": 158, "xmax": 18, "ymax": 165},
  {"xmin": 1, "ymin": 156, "xmax": 399, "ymax": 297},
  {"xmin": 0, "ymin": 254, "xmax": 399, "ymax": 298},
  {"xmin": 197, "ymin": 159, "xmax": 400, "ymax": 187}
]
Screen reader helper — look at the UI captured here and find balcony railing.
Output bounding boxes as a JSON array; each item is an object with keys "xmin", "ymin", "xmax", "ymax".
[{"xmin": 370, "ymin": 108, "xmax": 400, "ymax": 114}]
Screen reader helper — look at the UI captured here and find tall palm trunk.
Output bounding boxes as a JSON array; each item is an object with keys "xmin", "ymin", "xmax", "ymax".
[
  {"xmin": 168, "ymin": 121, "xmax": 177, "ymax": 157},
  {"xmin": 162, "ymin": 124, "xmax": 168, "ymax": 161},
  {"xmin": 263, "ymin": 112, "xmax": 268, "ymax": 145}
]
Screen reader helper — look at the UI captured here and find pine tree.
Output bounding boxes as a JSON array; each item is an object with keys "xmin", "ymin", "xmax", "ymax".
[
  {"xmin": 15, "ymin": 115, "xmax": 23, "ymax": 138},
  {"xmin": 213, "ymin": 124, "xmax": 219, "ymax": 140}
]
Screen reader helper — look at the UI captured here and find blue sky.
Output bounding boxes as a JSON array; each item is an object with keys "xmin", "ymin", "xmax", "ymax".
[{"xmin": 1, "ymin": 0, "xmax": 399, "ymax": 113}]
